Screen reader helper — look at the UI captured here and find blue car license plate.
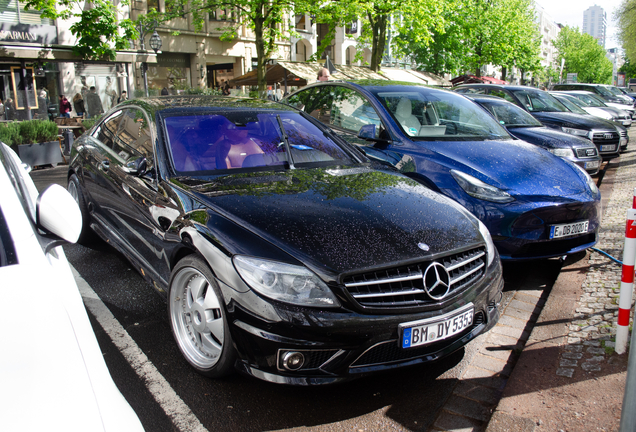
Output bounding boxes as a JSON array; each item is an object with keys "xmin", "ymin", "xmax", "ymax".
[
  {"xmin": 400, "ymin": 304, "xmax": 474, "ymax": 349},
  {"xmin": 549, "ymin": 220, "xmax": 589, "ymax": 239}
]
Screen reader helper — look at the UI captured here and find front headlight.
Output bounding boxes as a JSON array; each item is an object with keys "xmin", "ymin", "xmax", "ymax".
[
  {"xmin": 478, "ymin": 220, "xmax": 496, "ymax": 266},
  {"xmin": 571, "ymin": 163, "xmax": 599, "ymax": 194},
  {"xmin": 561, "ymin": 127, "xmax": 590, "ymax": 138},
  {"xmin": 549, "ymin": 148, "xmax": 575, "ymax": 158},
  {"xmin": 450, "ymin": 170, "xmax": 514, "ymax": 203},
  {"xmin": 233, "ymin": 256, "xmax": 340, "ymax": 307}
]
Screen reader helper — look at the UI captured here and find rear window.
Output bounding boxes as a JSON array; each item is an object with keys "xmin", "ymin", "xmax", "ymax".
[{"xmin": 164, "ymin": 111, "xmax": 354, "ymax": 173}]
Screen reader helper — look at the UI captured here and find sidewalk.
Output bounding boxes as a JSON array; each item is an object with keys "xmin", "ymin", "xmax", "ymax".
[{"xmin": 484, "ymin": 145, "xmax": 636, "ymax": 431}]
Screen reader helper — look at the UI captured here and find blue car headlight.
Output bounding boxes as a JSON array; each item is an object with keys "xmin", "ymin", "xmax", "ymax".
[
  {"xmin": 233, "ymin": 256, "xmax": 340, "ymax": 307},
  {"xmin": 450, "ymin": 170, "xmax": 514, "ymax": 203},
  {"xmin": 571, "ymin": 163, "xmax": 599, "ymax": 194}
]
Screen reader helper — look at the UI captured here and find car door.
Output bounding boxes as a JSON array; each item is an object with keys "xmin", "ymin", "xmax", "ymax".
[
  {"xmin": 82, "ymin": 110, "xmax": 126, "ymax": 230},
  {"xmin": 105, "ymin": 107, "xmax": 175, "ymax": 286}
]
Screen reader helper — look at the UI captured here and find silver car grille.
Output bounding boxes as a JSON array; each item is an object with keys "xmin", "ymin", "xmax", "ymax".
[{"xmin": 343, "ymin": 247, "xmax": 486, "ymax": 309}]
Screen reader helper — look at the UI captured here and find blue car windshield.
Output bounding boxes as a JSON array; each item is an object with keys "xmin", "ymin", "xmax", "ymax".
[
  {"xmin": 369, "ymin": 87, "xmax": 511, "ymax": 141},
  {"xmin": 165, "ymin": 112, "xmax": 353, "ymax": 173}
]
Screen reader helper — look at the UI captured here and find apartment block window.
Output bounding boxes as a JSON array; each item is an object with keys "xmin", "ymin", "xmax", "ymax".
[
  {"xmin": 210, "ymin": 8, "xmax": 235, "ymax": 21},
  {"xmin": 147, "ymin": 0, "xmax": 160, "ymax": 13},
  {"xmin": 0, "ymin": 0, "xmax": 52, "ymax": 24},
  {"xmin": 295, "ymin": 14, "xmax": 307, "ymax": 30}
]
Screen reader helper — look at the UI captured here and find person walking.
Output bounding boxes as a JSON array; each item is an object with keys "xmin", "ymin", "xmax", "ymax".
[
  {"xmin": 59, "ymin": 95, "xmax": 72, "ymax": 118},
  {"xmin": 73, "ymin": 93, "xmax": 85, "ymax": 118},
  {"xmin": 86, "ymin": 86, "xmax": 104, "ymax": 119},
  {"xmin": 0, "ymin": 98, "xmax": 5, "ymax": 120},
  {"xmin": 117, "ymin": 91, "xmax": 127, "ymax": 103}
]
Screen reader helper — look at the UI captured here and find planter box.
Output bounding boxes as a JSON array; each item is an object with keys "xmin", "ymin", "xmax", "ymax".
[{"xmin": 13, "ymin": 141, "xmax": 64, "ymax": 167}]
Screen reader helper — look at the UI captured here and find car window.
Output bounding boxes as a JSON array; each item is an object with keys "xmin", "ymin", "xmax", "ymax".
[
  {"xmin": 594, "ymin": 86, "xmax": 613, "ymax": 97},
  {"xmin": 552, "ymin": 95, "xmax": 588, "ymax": 114},
  {"xmin": 329, "ymin": 86, "xmax": 382, "ymax": 134},
  {"xmin": 479, "ymin": 101, "xmax": 543, "ymax": 127},
  {"xmin": 455, "ymin": 87, "xmax": 486, "ymax": 94},
  {"xmin": 92, "ymin": 111, "xmax": 125, "ymax": 151},
  {"xmin": 510, "ymin": 90, "xmax": 568, "ymax": 113},
  {"xmin": 164, "ymin": 111, "xmax": 353, "ymax": 173},
  {"xmin": 113, "ymin": 108, "xmax": 154, "ymax": 166},
  {"xmin": 285, "ymin": 86, "xmax": 320, "ymax": 111},
  {"xmin": 488, "ymin": 89, "xmax": 516, "ymax": 103},
  {"xmin": 370, "ymin": 87, "xmax": 511, "ymax": 140}
]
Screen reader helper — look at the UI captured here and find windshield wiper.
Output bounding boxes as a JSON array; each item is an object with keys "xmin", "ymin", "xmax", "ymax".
[{"xmin": 276, "ymin": 115, "xmax": 295, "ymax": 170}]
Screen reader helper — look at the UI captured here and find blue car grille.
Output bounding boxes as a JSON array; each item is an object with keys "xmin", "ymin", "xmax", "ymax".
[{"xmin": 343, "ymin": 247, "xmax": 486, "ymax": 309}]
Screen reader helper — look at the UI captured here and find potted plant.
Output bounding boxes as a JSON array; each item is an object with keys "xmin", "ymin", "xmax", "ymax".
[{"xmin": 0, "ymin": 120, "xmax": 63, "ymax": 167}]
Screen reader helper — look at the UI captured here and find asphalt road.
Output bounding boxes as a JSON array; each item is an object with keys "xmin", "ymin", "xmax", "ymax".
[{"xmin": 28, "ymin": 162, "xmax": 600, "ymax": 432}]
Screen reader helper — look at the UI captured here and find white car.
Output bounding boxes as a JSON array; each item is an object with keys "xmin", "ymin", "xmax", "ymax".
[{"xmin": 0, "ymin": 143, "xmax": 144, "ymax": 432}]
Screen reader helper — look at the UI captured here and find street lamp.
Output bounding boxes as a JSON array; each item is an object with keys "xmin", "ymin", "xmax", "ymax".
[{"xmin": 138, "ymin": 22, "xmax": 162, "ymax": 97}]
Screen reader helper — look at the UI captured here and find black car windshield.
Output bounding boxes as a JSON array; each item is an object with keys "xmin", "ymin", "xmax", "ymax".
[
  {"xmin": 477, "ymin": 100, "xmax": 543, "ymax": 127},
  {"xmin": 551, "ymin": 94, "xmax": 589, "ymax": 114},
  {"xmin": 510, "ymin": 90, "xmax": 569, "ymax": 113},
  {"xmin": 605, "ymin": 86, "xmax": 624, "ymax": 96},
  {"xmin": 369, "ymin": 87, "xmax": 511, "ymax": 140},
  {"xmin": 595, "ymin": 86, "xmax": 614, "ymax": 97},
  {"xmin": 567, "ymin": 92, "xmax": 606, "ymax": 107},
  {"xmin": 165, "ymin": 112, "xmax": 353, "ymax": 173}
]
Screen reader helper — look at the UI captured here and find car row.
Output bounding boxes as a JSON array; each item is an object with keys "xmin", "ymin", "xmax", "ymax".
[
  {"xmin": 63, "ymin": 81, "xmax": 604, "ymax": 385},
  {"xmin": 552, "ymin": 83, "xmax": 636, "ymax": 108}
]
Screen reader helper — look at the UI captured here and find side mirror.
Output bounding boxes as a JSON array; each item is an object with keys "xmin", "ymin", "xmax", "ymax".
[
  {"xmin": 125, "ymin": 156, "xmax": 147, "ymax": 176},
  {"xmin": 36, "ymin": 184, "xmax": 82, "ymax": 249},
  {"xmin": 358, "ymin": 124, "xmax": 378, "ymax": 141}
]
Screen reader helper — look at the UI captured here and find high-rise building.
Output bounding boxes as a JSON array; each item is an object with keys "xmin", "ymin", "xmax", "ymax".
[{"xmin": 582, "ymin": 5, "xmax": 607, "ymax": 48}]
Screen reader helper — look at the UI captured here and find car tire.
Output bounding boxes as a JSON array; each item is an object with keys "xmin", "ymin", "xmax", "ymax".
[
  {"xmin": 67, "ymin": 173, "xmax": 94, "ymax": 244},
  {"xmin": 168, "ymin": 255, "xmax": 236, "ymax": 378}
]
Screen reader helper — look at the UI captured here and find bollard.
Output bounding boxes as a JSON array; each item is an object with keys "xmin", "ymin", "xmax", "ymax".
[
  {"xmin": 617, "ymin": 208, "xmax": 636, "ymax": 355},
  {"xmin": 633, "ymin": 187, "xmax": 636, "ymax": 209}
]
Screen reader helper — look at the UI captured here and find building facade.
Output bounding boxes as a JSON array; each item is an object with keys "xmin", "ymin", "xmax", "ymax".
[{"xmin": 583, "ymin": 5, "xmax": 607, "ymax": 48}]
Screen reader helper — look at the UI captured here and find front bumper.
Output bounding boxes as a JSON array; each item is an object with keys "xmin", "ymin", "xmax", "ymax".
[{"xmin": 220, "ymin": 259, "xmax": 504, "ymax": 385}]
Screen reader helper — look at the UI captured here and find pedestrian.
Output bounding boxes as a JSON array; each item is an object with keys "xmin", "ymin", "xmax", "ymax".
[
  {"xmin": 117, "ymin": 90, "xmax": 127, "ymax": 103},
  {"xmin": 161, "ymin": 87, "xmax": 169, "ymax": 95},
  {"xmin": 0, "ymin": 98, "xmax": 5, "ymax": 120},
  {"xmin": 86, "ymin": 86, "xmax": 104, "ymax": 119},
  {"xmin": 73, "ymin": 93, "xmax": 85, "ymax": 118},
  {"xmin": 59, "ymin": 95, "xmax": 72, "ymax": 118},
  {"xmin": 222, "ymin": 81, "xmax": 231, "ymax": 96},
  {"xmin": 5, "ymin": 98, "xmax": 13, "ymax": 120},
  {"xmin": 317, "ymin": 67, "xmax": 330, "ymax": 82}
]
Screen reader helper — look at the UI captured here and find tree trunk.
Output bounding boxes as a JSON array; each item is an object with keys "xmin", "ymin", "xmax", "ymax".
[
  {"xmin": 254, "ymin": 17, "xmax": 267, "ymax": 96},
  {"xmin": 369, "ymin": 11, "xmax": 387, "ymax": 72},
  {"xmin": 501, "ymin": 66, "xmax": 507, "ymax": 81}
]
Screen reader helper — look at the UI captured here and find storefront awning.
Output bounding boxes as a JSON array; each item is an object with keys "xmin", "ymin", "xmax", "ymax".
[{"xmin": 229, "ymin": 61, "xmax": 388, "ymax": 88}]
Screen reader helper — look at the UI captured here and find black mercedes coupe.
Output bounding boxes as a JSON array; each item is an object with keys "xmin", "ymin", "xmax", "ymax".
[{"xmin": 67, "ymin": 96, "xmax": 503, "ymax": 385}]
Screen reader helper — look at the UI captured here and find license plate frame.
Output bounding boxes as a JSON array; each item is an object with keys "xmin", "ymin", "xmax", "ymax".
[
  {"xmin": 600, "ymin": 144, "xmax": 616, "ymax": 152},
  {"xmin": 399, "ymin": 304, "xmax": 474, "ymax": 349},
  {"xmin": 549, "ymin": 220, "xmax": 589, "ymax": 239},
  {"xmin": 585, "ymin": 160, "xmax": 600, "ymax": 170}
]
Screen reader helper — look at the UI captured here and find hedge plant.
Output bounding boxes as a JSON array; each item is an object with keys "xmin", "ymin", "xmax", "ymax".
[{"xmin": 0, "ymin": 120, "xmax": 59, "ymax": 146}]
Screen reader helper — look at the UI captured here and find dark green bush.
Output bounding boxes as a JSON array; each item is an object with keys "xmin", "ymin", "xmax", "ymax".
[{"xmin": 0, "ymin": 120, "xmax": 59, "ymax": 146}]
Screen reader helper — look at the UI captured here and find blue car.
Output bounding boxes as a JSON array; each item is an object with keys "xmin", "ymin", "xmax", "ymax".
[{"xmin": 284, "ymin": 81, "xmax": 601, "ymax": 260}]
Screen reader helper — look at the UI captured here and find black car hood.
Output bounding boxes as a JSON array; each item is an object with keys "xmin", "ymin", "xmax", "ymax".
[
  {"xmin": 531, "ymin": 112, "xmax": 616, "ymax": 130},
  {"xmin": 508, "ymin": 126, "xmax": 593, "ymax": 149},
  {"xmin": 181, "ymin": 167, "xmax": 483, "ymax": 275}
]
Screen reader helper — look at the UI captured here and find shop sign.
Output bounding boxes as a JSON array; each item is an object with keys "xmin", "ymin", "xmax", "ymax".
[
  {"xmin": 0, "ymin": 23, "xmax": 58, "ymax": 44},
  {"xmin": 157, "ymin": 53, "xmax": 190, "ymax": 68}
]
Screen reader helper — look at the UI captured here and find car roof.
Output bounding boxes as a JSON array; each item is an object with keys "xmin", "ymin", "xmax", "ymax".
[
  {"xmin": 296, "ymin": 79, "xmax": 435, "ymax": 92},
  {"xmin": 552, "ymin": 90, "xmax": 598, "ymax": 95}
]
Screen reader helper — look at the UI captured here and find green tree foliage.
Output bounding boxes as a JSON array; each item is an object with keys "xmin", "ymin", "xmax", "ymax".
[
  {"xmin": 619, "ymin": 59, "xmax": 636, "ymax": 81},
  {"xmin": 553, "ymin": 26, "xmax": 613, "ymax": 84},
  {"xmin": 24, "ymin": 0, "xmax": 138, "ymax": 60},
  {"xmin": 616, "ymin": 0, "xmax": 636, "ymax": 64}
]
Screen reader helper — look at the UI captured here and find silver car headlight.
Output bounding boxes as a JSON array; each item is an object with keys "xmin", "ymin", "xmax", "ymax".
[
  {"xmin": 549, "ymin": 148, "xmax": 575, "ymax": 158},
  {"xmin": 571, "ymin": 163, "xmax": 599, "ymax": 194},
  {"xmin": 478, "ymin": 220, "xmax": 496, "ymax": 266},
  {"xmin": 561, "ymin": 127, "xmax": 590, "ymax": 138},
  {"xmin": 233, "ymin": 256, "xmax": 340, "ymax": 307},
  {"xmin": 450, "ymin": 170, "xmax": 514, "ymax": 203}
]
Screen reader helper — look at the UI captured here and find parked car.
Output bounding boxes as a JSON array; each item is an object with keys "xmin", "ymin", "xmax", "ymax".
[
  {"xmin": 550, "ymin": 91, "xmax": 633, "ymax": 128},
  {"xmin": 552, "ymin": 83, "xmax": 636, "ymax": 108},
  {"xmin": 0, "ymin": 143, "xmax": 144, "ymax": 431},
  {"xmin": 466, "ymin": 94, "xmax": 601, "ymax": 175},
  {"xmin": 550, "ymin": 92, "xmax": 630, "ymax": 152},
  {"xmin": 67, "ymin": 96, "xmax": 504, "ymax": 385},
  {"xmin": 454, "ymin": 84, "xmax": 621, "ymax": 160},
  {"xmin": 284, "ymin": 81, "xmax": 601, "ymax": 261}
]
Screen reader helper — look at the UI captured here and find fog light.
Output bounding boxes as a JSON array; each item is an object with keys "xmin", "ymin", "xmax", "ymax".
[{"xmin": 282, "ymin": 351, "xmax": 305, "ymax": 371}]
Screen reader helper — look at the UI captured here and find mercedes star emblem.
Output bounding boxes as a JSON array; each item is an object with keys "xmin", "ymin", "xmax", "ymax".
[{"xmin": 423, "ymin": 262, "xmax": 451, "ymax": 300}]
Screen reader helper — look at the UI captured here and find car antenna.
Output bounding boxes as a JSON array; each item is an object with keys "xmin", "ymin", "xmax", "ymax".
[{"xmin": 276, "ymin": 115, "xmax": 295, "ymax": 170}]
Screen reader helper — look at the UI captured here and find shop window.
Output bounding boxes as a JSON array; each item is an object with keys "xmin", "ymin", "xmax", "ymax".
[{"xmin": 0, "ymin": 0, "xmax": 52, "ymax": 25}]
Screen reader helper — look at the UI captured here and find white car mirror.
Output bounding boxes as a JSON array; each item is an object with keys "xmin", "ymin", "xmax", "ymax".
[{"xmin": 36, "ymin": 184, "xmax": 82, "ymax": 244}]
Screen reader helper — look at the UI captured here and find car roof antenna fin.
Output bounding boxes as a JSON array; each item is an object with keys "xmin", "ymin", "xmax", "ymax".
[{"xmin": 276, "ymin": 115, "xmax": 295, "ymax": 170}]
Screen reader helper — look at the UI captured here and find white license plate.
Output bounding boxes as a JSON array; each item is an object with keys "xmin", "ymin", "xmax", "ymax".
[
  {"xmin": 549, "ymin": 220, "xmax": 589, "ymax": 239},
  {"xmin": 585, "ymin": 161, "xmax": 600, "ymax": 169},
  {"xmin": 600, "ymin": 145, "xmax": 616, "ymax": 151},
  {"xmin": 400, "ymin": 304, "xmax": 474, "ymax": 349}
]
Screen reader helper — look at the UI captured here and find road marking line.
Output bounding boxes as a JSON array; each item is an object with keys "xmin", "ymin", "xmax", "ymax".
[{"xmin": 71, "ymin": 266, "xmax": 208, "ymax": 432}]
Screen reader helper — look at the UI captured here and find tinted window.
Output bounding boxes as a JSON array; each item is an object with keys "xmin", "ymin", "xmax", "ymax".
[
  {"xmin": 92, "ymin": 111, "xmax": 125, "ymax": 150},
  {"xmin": 370, "ymin": 87, "xmax": 511, "ymax": 140},
  {"xmin": 510, "ymin": 90, "xmax": 568, "ymax": 112},
  {"xmin": 488, "ymin": 89, "xmax": 516, "ymax": 103},
  {"xmin": 479, "ymin": 101, "xmax": 543, "ymax": 127},
  {"xmin": 455, "ymin": 87, "xmax": 486, "ymax": 94},
  {"xmin": 329, "ymin": 86, "xmax": 382, "ymax": 134},
  {"xmin": 552, "ymin": 94, "xmax": 588, "ymax": 114},
  {"xmin": 285, "ymin": 86, "xmax": 320, "ymax": 111},
  {"xmin": 113, "ymin": 108, "xmax": 154, "ymax": 166},
  {"xmin": 165, "ymin": 112, "xmax": 353, "ymax": 173}
]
